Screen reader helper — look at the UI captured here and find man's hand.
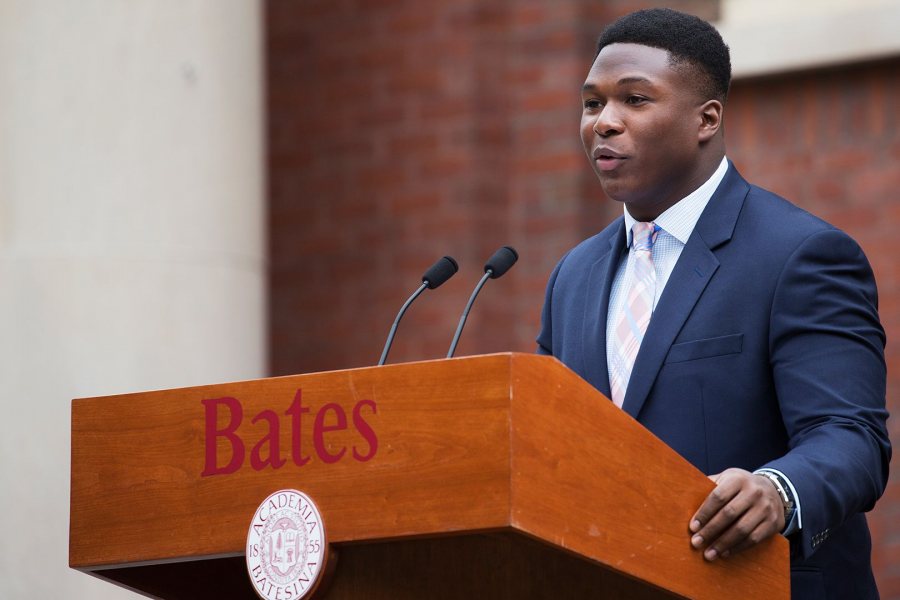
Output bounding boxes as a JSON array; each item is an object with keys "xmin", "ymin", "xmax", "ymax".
[{"xmin": 689, "ymin": 468, "xmax": 785, "ymax": 561}]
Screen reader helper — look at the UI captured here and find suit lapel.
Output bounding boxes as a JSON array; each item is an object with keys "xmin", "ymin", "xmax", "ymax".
[
  {"xmin": 621, "ymin": 164, "xmax": 750, "ymax": 419},
  {"xmin": 581, "ymin": 220, "xmax": 626, "ymax": 398}
]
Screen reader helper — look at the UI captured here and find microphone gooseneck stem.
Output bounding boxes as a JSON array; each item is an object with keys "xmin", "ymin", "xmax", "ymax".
[
  {"xmin": 379, "ymin": 281, "xmax": 428, "ymax": 366},
  {"xmin": 447, "ymin": 270, "xmax": 492, "ymax": 358}
]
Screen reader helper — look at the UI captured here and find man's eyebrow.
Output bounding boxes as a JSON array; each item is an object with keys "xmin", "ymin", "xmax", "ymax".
[
  {"xmin": 581, "ymin": 76, "xmax": 654, "ymax": 92},
  {"xmin": 617, "ymin": 76, "xmax": 653, "ymax": 85}
]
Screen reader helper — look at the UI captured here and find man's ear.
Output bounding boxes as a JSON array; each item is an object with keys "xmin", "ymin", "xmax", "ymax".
[{"xmin": 698, "ymin": 100, "xmax": 723, "ymax": 142}]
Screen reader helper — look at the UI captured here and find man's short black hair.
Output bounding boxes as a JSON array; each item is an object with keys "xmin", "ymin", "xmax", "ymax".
[{"xmin": 596, "ymin": 8, "xmax": 731, "ymax": 102}]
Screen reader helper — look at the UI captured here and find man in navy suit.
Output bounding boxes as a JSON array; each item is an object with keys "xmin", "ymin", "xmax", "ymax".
[{"xmin": 536, "ymin": 8, "xmax": 891, "ymax": 598}]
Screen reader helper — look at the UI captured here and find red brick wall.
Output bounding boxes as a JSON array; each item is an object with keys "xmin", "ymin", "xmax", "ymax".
[
  {"xmin": 267, "ymin": 1, "xmax": 898, "ymax": 595},
  {"xmin": 267, "ymin": 0, "xmax": 716, "ymax": 374}
]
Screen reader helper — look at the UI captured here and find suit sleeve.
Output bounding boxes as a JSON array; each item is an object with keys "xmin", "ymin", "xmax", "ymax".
[
  {"xmin": 761, "ymin": 228, "xmax": 891, "ymax": 559},
  {"xmin": 536, "ymin": 253, "xmax": 569, "ymax": 356}
]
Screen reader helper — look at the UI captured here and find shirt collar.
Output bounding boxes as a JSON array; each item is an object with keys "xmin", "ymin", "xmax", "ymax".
[{"xmin": 624, "ymin": 156, "xmax": 730, "ymax": 247}]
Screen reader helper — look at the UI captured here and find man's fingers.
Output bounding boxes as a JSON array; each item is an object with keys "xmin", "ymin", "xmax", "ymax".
[
  {"xmin": 689, "ymin": 470, "xmax": 786, "ymax": 560},
  {"xmin": 702, "ymin": 503, "xmax": 770, "ymax": 560},
  {"xmin": 691, "ymin": 487, "xmax": 755, "ymax": 550},
  {"xmin": 727, "ymin": 521, "xmax": 775, "ymax": 557},
  {"xmin": 690, "ymin": 469, "xmax": 742, "ymax": 535}
]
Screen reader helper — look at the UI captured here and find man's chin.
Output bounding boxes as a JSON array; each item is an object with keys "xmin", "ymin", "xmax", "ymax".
[{"xmin": 597, "ymin": 179, "xmax": 630, "ymax": 203}]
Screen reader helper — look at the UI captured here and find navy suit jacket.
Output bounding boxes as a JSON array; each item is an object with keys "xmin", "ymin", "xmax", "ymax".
[{"xmin": 537, "ymin": 164, "xmax": 891, "ymax": 599}]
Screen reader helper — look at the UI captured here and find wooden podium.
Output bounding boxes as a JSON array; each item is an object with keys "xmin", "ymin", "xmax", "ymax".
[{"xmin": 70, "ymin": 353, "xmax": 788, "ymax": 599}]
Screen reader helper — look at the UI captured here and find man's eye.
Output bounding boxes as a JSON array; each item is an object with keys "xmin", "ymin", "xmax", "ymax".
[
  {"xmin": 625, "ymin": 95, "xmax": 647, "ymax": 105},
  {"xmin": 584, "ymin": 99, "xmax": 602, "ymax": 110}
]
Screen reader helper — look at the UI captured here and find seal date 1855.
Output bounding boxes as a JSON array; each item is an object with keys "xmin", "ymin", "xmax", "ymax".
[{"xmin": 246, "ymin": 489, "xmax": 326, "ymax": 600}]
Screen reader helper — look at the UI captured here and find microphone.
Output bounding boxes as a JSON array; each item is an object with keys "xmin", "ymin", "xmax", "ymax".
[
  {"xmin": 378, "ymin": 256, "xmax": 458, "ymax": 366},
  {"xmin": 446, "ymin": 246, "xmax": 518, "ymax": 358}
]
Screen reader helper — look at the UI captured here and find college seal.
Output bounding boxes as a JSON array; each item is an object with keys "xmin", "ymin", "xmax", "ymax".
[{"xmin": 246, "ymin": 489, "xmax": 326, "ymax": 600}]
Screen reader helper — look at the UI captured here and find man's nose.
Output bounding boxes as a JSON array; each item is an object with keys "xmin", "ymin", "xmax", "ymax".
[{"xmin": 593, "ymin": 105, "xmax": 623, "ymax": 137}]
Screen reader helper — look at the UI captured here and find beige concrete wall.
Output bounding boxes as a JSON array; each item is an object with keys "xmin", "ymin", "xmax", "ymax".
[
  {"xmin": 0, "ymin": 1, "xmax": 264, "ymax": 597},
  {"xmin": 717, "ymin": 0, "xmax": 900, "ymax": 77}
]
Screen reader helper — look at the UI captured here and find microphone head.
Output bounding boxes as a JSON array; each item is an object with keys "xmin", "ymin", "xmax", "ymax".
[
  {"xmin": 484, "ymin": 246, "xmax": 518, "ymax": 279},
  {"xmin": 422, "ymin": 255, "xmax": 459, "ymax": 289}
]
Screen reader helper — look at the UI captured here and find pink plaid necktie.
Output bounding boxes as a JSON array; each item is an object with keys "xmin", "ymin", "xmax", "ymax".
[{"xmin": 610, "ymin": 222, "xmax": 659, "ymax": 408}]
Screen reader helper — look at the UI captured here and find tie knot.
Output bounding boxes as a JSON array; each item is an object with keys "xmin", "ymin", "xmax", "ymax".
[{"xmin": 632, "ymin": 222, "xmax": 659, "ymax": 252}]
